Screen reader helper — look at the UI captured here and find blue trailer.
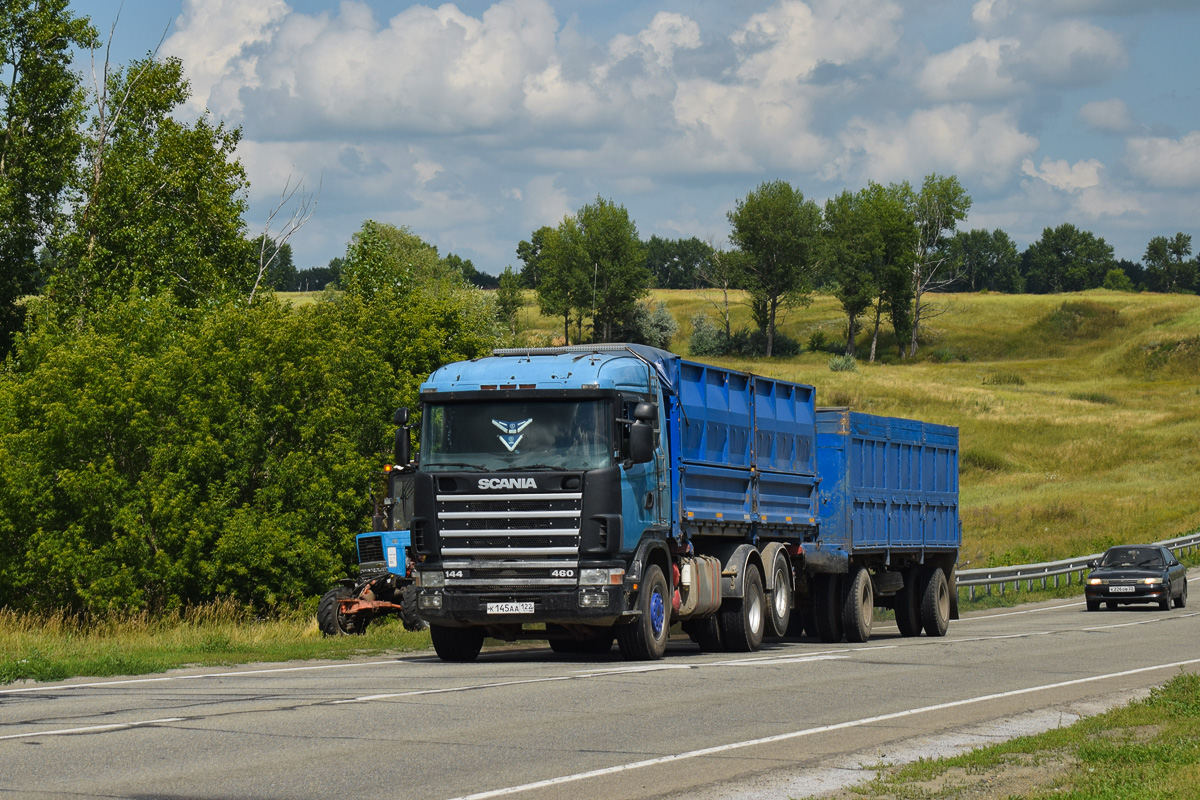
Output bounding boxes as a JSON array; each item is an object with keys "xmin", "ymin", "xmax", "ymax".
[{"xmin": 403, "ymin": 344, "xmax": 960, "ymax": 661}]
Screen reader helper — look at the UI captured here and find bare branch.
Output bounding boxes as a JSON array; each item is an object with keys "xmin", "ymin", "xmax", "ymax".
[{"xmin": 248, "ymin": 175, "xmax": 321, "ymax": 303}]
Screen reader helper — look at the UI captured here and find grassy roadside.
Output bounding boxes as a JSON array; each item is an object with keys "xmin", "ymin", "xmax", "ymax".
[
  {"xmin": 818, "ymin": 671, "xmax": 1200, "ymax": 800},
  {"xmin": 0, "ymin": 602, "xmax": 429, "ymax": 684}
]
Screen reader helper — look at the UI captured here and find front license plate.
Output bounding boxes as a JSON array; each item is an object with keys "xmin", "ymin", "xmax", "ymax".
[
  {"xmin": 1110, "ymin": 585, "xmax": 1136, "ymax": 593},
  {"xmin": 487, "ymin": 602, "xmax": 534, "ymax": 614}
]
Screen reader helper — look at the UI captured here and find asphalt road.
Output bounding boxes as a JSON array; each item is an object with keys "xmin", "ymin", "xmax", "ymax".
[{"xmin": 2, "ymin": 589, "xmax": 1198, "ymax": 800}]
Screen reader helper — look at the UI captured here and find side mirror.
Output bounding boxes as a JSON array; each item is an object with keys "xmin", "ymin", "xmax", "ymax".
[
  {"xmin": 1088, "ymin": 560, "xmax": 1098, "ymax": 570},
  {"xmin": 393, "ymin": 407, "xmax": 412, "ymax": 466},
  {"xmin": 633, "ymin": 402, "xmax": 657, "ymax": 422},
  {"xmin": 393, "ymin": 407, "xmax": 410, "ymax": 426},
  {"xmin": 629, "ymin": 421, "xmax": 654, "ymax": 464}
]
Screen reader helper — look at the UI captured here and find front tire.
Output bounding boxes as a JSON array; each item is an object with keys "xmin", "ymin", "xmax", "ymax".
[
  {"xmin": 618, "ymin": 564, "xmax": 670, "ymax": 660},
  {"xmin": 719, "ymin": 565, "xmax": 766, "ymax": 652},
  {"xmin": 920, "ymin": 567, "xmax": 950, "ymax": 637},
  {"xmin": 842, "ymin": 567, "xmax": 874, "ymax": 643},
  {"xmin": 318, "ymin": 587, "xmax": 368, "ymax": 636},
  {"xmin": 1086, "ymin": 597, "xmax": 1100, "ymax": 611},
  {"xmin": 430, "ymin": 625, "xmax": 485, "ymax": 662}
]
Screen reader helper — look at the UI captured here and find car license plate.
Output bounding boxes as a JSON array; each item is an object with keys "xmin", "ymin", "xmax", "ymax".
[
  {"xmin": 1110, "ymin": 585, "xmax": 1135, "ymax": 593},
  {"xmin": 487, "ymin": 602, "xmax": 534, "ymax": 614}
]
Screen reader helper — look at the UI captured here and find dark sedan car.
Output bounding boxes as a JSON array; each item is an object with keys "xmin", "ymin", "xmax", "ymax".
[{"xmin": 1085, "ymin": 545, "xmax": 1188, "ymax": 611}]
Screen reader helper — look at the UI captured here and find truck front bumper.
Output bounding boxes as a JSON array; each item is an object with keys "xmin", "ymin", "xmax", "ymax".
[{"xmin": 416, "ymin": 587, "xmax": 632, "ymax": 627}]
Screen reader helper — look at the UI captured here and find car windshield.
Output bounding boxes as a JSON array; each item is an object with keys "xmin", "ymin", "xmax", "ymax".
[
  {"xmin": 421, "ymin": 399, "xmax": 613, "ymax": 472},
  {"xmin": 1100, "ymin": 547, "xmax": 1162, "ymax": 568}
]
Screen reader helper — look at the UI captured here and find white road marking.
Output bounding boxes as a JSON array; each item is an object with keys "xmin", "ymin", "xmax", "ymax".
[
  {"xmin": 441, "ymin": 657, "xmax": 1200, "ymax": 800},
  {"xmin": 0, "ymin": 718, "xmax": 184, "ymax": 741},
  {"xmin": 0, "ymin": 660, "xmax": 405, "ymax": 696}
]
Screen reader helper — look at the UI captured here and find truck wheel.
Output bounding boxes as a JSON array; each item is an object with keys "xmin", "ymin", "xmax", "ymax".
[
  {"xmin": 764, "ymin": 550, "xmax": 793, "ymax": 638},
  {"xmin": 812, "ymin": 574, "xmax": 844, "ymax": 643},
  {"xmin": 317, "ymin": 587, "xmax": 368, "ymax": 636},
  {"xmin": 550, "ymin": 628, "xmax": 614, "ymax": 655},
  {"xmin": 399, "ymin": 585, "xmax": 426, "ymax": 631},
  {"xmin": 920, "ymin": 567, "xmax": 950, "ymax": 637},
  {"xmin": 719, "ymin": 565, "xmax": 766, "ymax": 652},
  {"xmin": 894, "ymin": 569, "xmax": 921, "ymax": 637},
  {"xmin": 430, "ymin": 625, "xmax": 485, "ymax": 662},
  {"xmin": 842, "ymin": 567, "xmax": 874, "ymax": 643},
  {"xmin": 617, "ymin": 564, "xmax": 670, "ymax": 660},
  {"xmin": 682, "ymin": 617, "xmax": 722, "ymax": 651}
]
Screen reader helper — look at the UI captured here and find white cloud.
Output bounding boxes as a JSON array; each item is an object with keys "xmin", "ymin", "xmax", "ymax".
[
  {"xmin": 1126, "ymin": 132, "xmax": 1200, "ymax": 189},
  {"xmin": 837, "ymin": 105, "xmax": 1038, "ymax": 188},
  {"xmin": 918, "ymin": 37, "xmax": 1022, "ymax": 101},
  {"xmin": 1078, "ymin": 98, "xmax": 1134, "ymax": 133},
  {"xmin": 520, "ymin": 174, "xmax": 573, "ymax": 229},
  {"xmin": 1017, "ymin": 20, "xmax": 1126, "ymax": 86},
  {"xmin": 1020, "ymin": 157, "xmax": 1103, "ymax": 191}
]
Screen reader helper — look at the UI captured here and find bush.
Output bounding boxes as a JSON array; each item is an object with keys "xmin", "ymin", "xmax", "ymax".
[
  {"xmin": 828, "ymin": 354, "xmax": 857, "ymax": 372},
  {"xmin": 688, "ymin": 314, "xmax": 730, "ymax": 357},
  {"xmin": 983, "ymin": 371, "xmax": 1025, "ymax": 386},
  {"xmin": 631, "ymin": 301, "xmax": 678, "ymax": 350}
]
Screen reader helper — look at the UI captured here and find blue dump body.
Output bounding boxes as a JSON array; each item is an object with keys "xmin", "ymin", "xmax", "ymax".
[
  {"xmin": 356, "ymin": 529, "xmax": 410, "ymax": 577},
  {"xmin": 814, "ymin": 408, "xmax": 960, "ymax": 557},
  {"xmin": 665, "ymin": 355, "xmax": 818, "ymax": 538},
  {"xmin": 409, "ymin": 344, "xmax": 962, "ymax": 660}
]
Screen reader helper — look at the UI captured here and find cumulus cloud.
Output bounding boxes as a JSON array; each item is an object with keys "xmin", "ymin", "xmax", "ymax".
[
  {"xmin": 918, "ymin": 37, "xmax": 1022, "ymax": 101},
  {"xmin": 1016, "ymin": 20, "xmax": 1126, "ymax": 86},
  {"xmin": 1126, "ymin": 132, "xmax": 1200, "ymax": 189},
  {"xmin": 1078, "ymin": 98, "xmax": 1134, "ymax": 133},
  {"xmin": 837, "ymin": 105, "xmax": 1038, "ymax": 188},
  {"xmin": 1021, "ymin": 157, "xmax": 1103, "ymax": 191}
]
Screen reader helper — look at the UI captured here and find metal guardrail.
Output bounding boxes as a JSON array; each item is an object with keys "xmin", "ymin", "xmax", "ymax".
[{"xmin": 956, "ymin": 531, "xmax": 1200, "ymax": 601}]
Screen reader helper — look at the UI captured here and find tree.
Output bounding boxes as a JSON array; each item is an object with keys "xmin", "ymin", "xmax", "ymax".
[
  {"xmin": 1022, "ymin": 224, "xmax": 1116, "ymax": 294},
  {"xmin": 696, "ymin": 241, "xmax": 743, "ymax": 341},
  {"xmin": 948, "ymin": 229, "xmax": 1022, "ymax": 293},
  {"xmin": 49, "ymin": 56, "xmax": 251, "ymax": 311},
  {"xmin": 644, "ymin": 235, "xmax": 713, "ymax": 289},
  {"xmin": 495, "ymin": 265, "xmax": 523, "ymax": 334},
  {"xmin": 0, "ymin": 0, "xmax": 97, "ymax": 352},
  {"xmin": 444, "ymin": 252, "xmax": 499, "ymax": 289},
  {"xmin": 1142, "ymin": 233, "xmax": 1194, "ymax": 294},
  {"xmin": 728, "ymin": 180, "xmax": 821, "ymax": 357},
  {"xmin": 516, "ymin": 226, "xmax": 552, "ymax": 288},
  {"xmin": 248, "ymin": 235, "xmax": 297, "ymax": 292},
  {"xmin": 534, "ymin": 218, "xmax": 590, "ymax": 342},
  {"xmin": 905, "ymin": 174, "xmax": 971, "ymax": 358},
  {"xmin": 296, "ymin": 258, "xmax": 342, "ymax": 292},
  {"xmin": 340, "ymin": 220, "xmax": 444, "ymax": 299},
  {"xmin": 576, "ymin": 196, "xmax": 649, "ymax": 342}
]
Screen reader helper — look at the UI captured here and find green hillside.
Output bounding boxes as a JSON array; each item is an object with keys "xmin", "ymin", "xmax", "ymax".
[{"xmin": 515, "ymin": 289, "xmax": 1200, "ymax": 568}]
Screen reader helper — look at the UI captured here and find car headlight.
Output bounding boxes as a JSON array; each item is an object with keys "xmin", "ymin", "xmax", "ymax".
[
  {"xmin": 417, "ymin": 570, "xmax": 445, "ymax": 588},
  {"xmin": 1143, "ymin": 577, "xmax": 1163, "ymax": 585},
  {"xmin": 1087, "ymin": 578, "xmax": 1103, "ymax": 585},
  {"xmin": 580, "ymin": 568, "xmax": 625, "ymax": 586}
]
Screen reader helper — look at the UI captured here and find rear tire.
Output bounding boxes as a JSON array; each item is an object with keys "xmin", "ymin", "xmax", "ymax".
[
  {"xmin": 318, "ymin": 587, "xmax": 368, "ymax": 636},
  {"xmin": 682, "ymin": 617, "xmax": 722, "ymax": 651},
  {"xmin": 617, "ymin": 564, "xmax": 670, "ymax": 660},
  {"xmin": 812, "ymin": 574, "xmax": 844, "ymax": 643},
  {"xmin": 894, "ymin": 569, "xmax": 921, "ymax": 636},
  {"xmin": 1176, "ymin": 579, "xmax": 1188, "ymax": 609},
  {"xmin": 842, "ymin": 567, "xmax": 874, "ymax": 643},
  {"xmin": 430, "ymin": 625, "xmax": 484, "ymax": 662},
  {"xmin": 719, "ymin": 565, "xmax": 766, "ymax": 652},
  {"xmin": 920, "ymin": 567, "xmax": 950, "ymax": 637},
  {"xmin": 764, "ymin": 551, "xmax": 793, "ymax": 638}
]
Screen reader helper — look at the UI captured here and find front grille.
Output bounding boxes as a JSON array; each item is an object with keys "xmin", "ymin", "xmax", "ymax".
[{"xmin": 357, "ymin": 535, "xmax": 384, "ymax": 564}]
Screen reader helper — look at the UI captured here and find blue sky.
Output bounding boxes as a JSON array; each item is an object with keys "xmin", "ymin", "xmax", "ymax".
[{"xmin": 76, "ymin": 0, "xmax": 1200, "ymax": 273}]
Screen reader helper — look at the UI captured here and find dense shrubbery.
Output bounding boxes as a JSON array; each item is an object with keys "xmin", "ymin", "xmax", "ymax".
[
  {"xmin": 687, "ymin": 314, "xmax": 801, "ymax": 358},
  {"xmin": 0, "ymin": 280, "xmax": 497, "ymax": 615}
]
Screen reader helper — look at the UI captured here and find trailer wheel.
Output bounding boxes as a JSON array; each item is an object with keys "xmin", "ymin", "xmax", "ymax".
[
  {"xmin": 842, "ymin": 567, "xmax": 874, "ymax": 643},
  {"xmin": 920, "ymin": 567, "xmax": 950, "ymax": 637},
  {"xmin": 617, "ymin": 564, "xmax": 670, "ymax": 660},
  {"xmin": 399, "ymin": 585, "xmax": 426, "ymax": 631},
  {"xmin": 430, "ymin": 625, "xmax": 485, "ymax": 662},
  {"xmin": 812, "ymin": 574, "xmax": 844, "ymax": 643},
  {"xmin": 317, "ymin": 587, "xmax": 368, "ymax": 636},
  {"xmin": 719, "ymin": 565, "xmax": 766, "ymax": 652},
  {"xmin": 894, "ymin": 568, "xmax": 921, "ymax": 637},
  {"xmin": 764, "ymin": 550, "xmax": 793, "ymax": 638},
  {"xmin": 682, "ymin": 617, "xmax": 722, "ymax": 651}
]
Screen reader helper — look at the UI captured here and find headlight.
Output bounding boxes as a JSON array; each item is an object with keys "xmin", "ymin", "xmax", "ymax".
[
  {"xmin": 1143, "ymin": 577, "xmax": 1163, "ymax": 585},
  {"xmin": 417, "ymin": 570, "xmax": 445, "ymax": 588},
  {"xmin": 1087, "ymin": 578, "xmax": 1103, "ymax": 585},
  {"xmin": 580, "ymin": 568, "xmax": 625, "ymax": 586}
]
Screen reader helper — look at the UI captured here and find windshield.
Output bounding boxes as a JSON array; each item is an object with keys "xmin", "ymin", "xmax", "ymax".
[
  {"xmin": 1101, "ymin": 547, "xmax": 1163, "ymax": 568},
  {"xmin": 421, "ymin": 399, "xmax": 614, "ymax": 472}
]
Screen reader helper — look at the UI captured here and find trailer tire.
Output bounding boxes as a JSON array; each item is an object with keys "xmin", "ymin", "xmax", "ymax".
[
  {"xmin": 920, "ymin": 567, "xmax": 951, "ymax": 637},
  {"xmin": 812, "ymin": 574, "xmax": 844, "ymax": 643},
  {"xmin": 617, "ymin": 564, "xmax": 670, "ymax": 661},
  {"xmin": 682, "ymin": 617, "xmax": 722, "ymax": 651},
  {"xmin": 430, "ymin": 625, "xmax": 485, "ymax": 662},
  {"xmin": 894, "ymin": 568, "xmax": 922, "ymax": 637},
  {"xmin": 842, "ymin": 567, "xmax": 874, "ymax": 643},
  {"xmin": 317, "ymin": 587, "xmax": 368, "ymax": 636},
  {"xmin": 719, "ymin": 565, "xmax": 766, "ymax": 652},
  {"xmin": 399, "ymin": 585, "xmax": 426, "ymax": 631},
  {"xmin": 764, "ymin": 550, "xmax": 793, "ymax": 639}
]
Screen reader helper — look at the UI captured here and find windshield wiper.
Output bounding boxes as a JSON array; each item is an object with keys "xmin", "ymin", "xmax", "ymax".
[
  {"xmin": 506, "ymin": 464, "xmax": 570, "ymax": 471},
  {"xmin": 429, "ymin": 462, "xmax": 489, "ymax": 471}
]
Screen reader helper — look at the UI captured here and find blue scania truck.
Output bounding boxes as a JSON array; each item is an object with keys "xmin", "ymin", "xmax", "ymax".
[{"xmin": 398, "ymin": 344, "xmax": 959, "ymax": 661}]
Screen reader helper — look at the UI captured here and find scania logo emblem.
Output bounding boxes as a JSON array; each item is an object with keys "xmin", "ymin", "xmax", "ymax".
[{"xmin": 478, "ymin": 478, "xmax": 538, "ymax": 490}]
